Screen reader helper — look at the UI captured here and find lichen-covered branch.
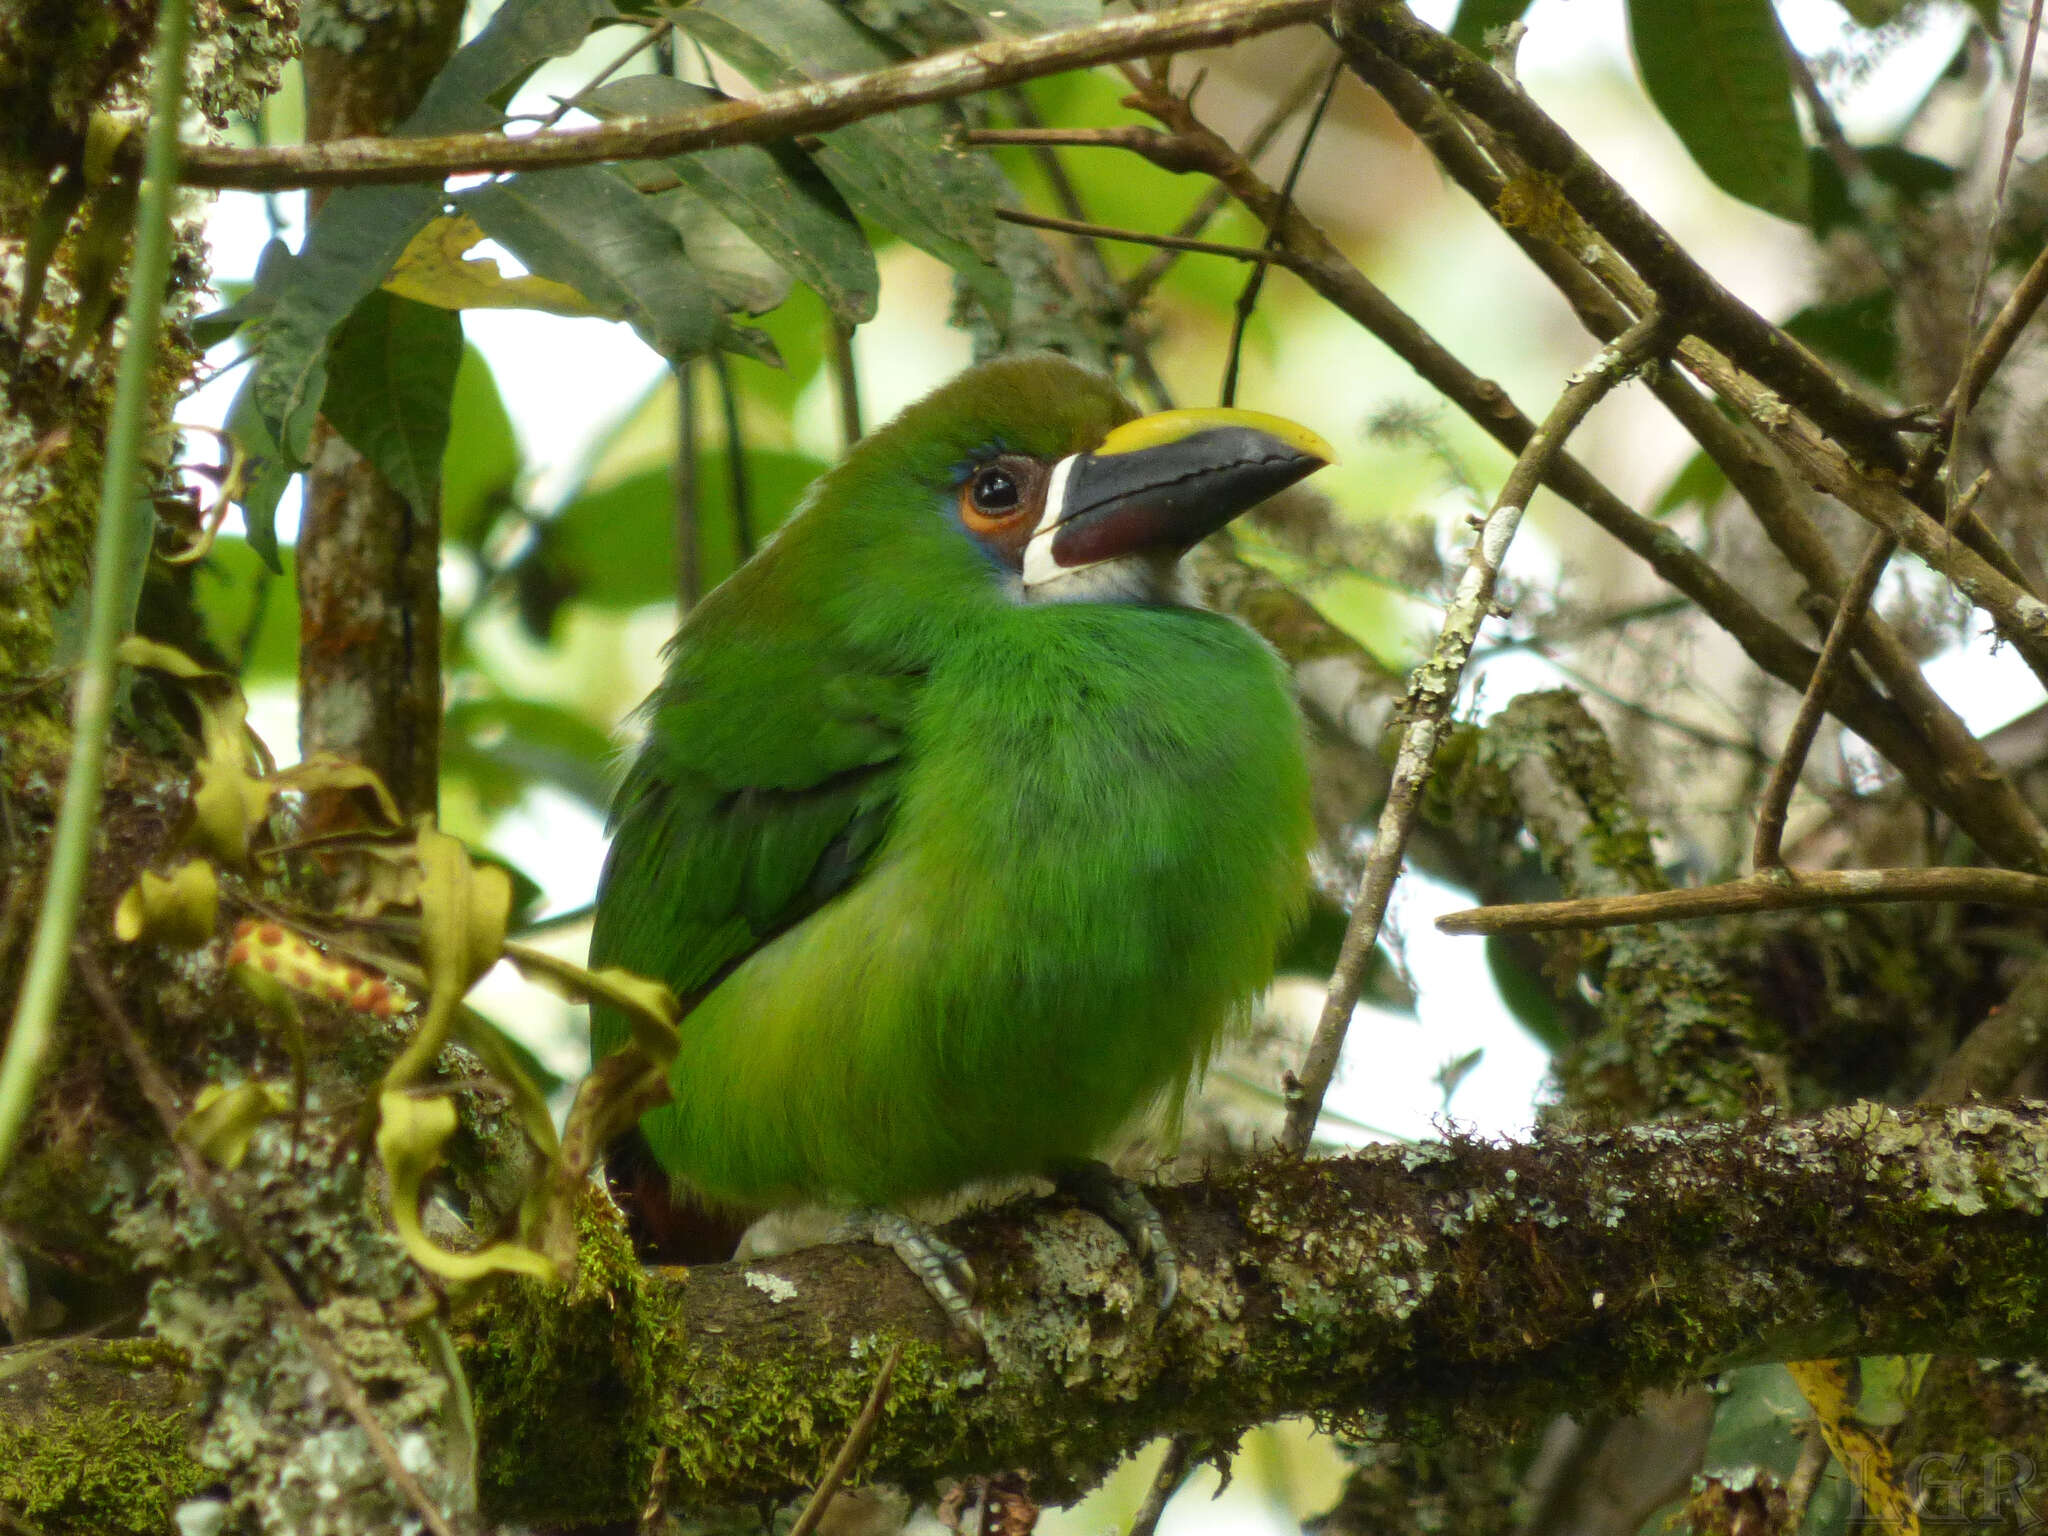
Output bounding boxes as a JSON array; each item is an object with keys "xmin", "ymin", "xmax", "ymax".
[
  {"xmin": 1452, "ymin": 690, "xmax": 1782, "ymax": 1121},
  {"xmin": 16, "ymin": 1101, "xmax": 2048, "ymax": 1529}
]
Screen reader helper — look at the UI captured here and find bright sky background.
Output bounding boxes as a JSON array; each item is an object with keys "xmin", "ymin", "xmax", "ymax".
[{"xmin": 184, "ymin": 0, "xmax": 2032, "ymax": 1525}]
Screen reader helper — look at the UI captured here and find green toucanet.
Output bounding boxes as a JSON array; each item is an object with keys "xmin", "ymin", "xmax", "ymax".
[{"xmin": 588, "ymin": 352, "xmax": 1329, "ymax": 1312}]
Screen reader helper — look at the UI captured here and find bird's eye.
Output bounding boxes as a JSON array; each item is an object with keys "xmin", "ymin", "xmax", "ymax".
[{"xmin": 969, "ymin": 466, "xmax": 1020, "ymax": 515}]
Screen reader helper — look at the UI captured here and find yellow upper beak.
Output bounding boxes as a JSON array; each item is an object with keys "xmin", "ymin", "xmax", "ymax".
[{"xmin": 1094, "ymin": 406, "xmax": 1336, "ymax": 467}]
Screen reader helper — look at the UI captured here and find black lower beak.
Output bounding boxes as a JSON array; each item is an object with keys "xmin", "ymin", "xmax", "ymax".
[{"xmin": 1047, "ymin": 425, "xmax": 1329, "ymax": 569}]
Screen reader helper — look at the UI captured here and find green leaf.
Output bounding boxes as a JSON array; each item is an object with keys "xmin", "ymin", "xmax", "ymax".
[
  {"xmin": 1486, "ymin": 934, "xmax": 1569, "ymax": 1055},
  {"xmin": 649, "ymin": 185, "xmax": 798, "ymax": 316},
  {"xmin": 443, "ymin": 697, "xmax": 618, "ymax": 814},
  {"xmin": 248, "ymin": 186, "xmax": 438, "ymax": 457},
  {"xmin": 1701, "ymin": 1366, "xmax": 1856, "ymax": 1536},
  {"xmin": 583, "ymin": 75, "xmax": 879, "ymax": 327},
  {"xmin": 456, "ymin": 168, "xmax": 722, "ymax": 365},
  {"xmin": 193, "ymin": 536, "xmax": 300, "ymax": 680},
  {"xmin": 936, "ymin": 0, "xmax": 1101, "ymax": 31},
  {"xmin": 1449, "ymin": 0, "xmax": 1537, "ymax": 52},
  {"xmin": 193, "ymin": 236, "xmax": 294, "ymax": 349},
  {"xmin": 321, "ymin": 290, "xmax": 464, "ymax": 511},
  {"xmin": 1651, "ymin": 447, "xmax": 1729, "ymax": 518},
  {"xmin": 1807, "ymin": 144, "xmax": 1956, "ymax": 237},
  {"xmin": 725, "ymin": 283, "xmax": 831, "ymax": 418},
  {"xmin": 1627, "ymin": 0, "xmax": 1810, "ymax": 221},
  {"xmin": 675, "ymin": 0, "xmax": 1010, "ymax": 319},
  {"xmin": 243, "ymin": 0, "xmax": 632, "ymax": 464},
  {"xmin": 443, "ymin": 344, "xmax": 521, "ymax": 548},
  {"xmin": 224, "ymin": 372, "xmax": 297, "ymax": 572},
  {"xmin": 1782, "ymin": 290, "xmax": 1897, "ymax": 390}
]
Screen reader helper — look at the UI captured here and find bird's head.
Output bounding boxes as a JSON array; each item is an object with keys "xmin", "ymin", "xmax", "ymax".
[{"xmin": 817, "ymin": 354, "xmax": 1333, "ymax": 611}]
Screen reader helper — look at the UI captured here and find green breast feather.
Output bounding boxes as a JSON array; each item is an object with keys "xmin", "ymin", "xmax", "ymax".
[{"xmin": 589, "ymin": 352, "xmax": 1323, "ymax": 1215}]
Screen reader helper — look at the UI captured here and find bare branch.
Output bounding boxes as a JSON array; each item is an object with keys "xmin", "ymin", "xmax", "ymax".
[
  {"xmin": 1749, "ymin": 530, "xmax": 1896, "ymax": 871},
  {"xmin": 1329, "ymin": 0, "xmax": 1910, "ymax": 475},
  {"xmin": 171, "ymin": 0, "xmax": 1329, "ymax": 189},
  {"xmin": 1341, "ymin": 38, "xmax": 2048, "ymax": 871},
  {"xmin": 1436, "ymin": 866, "xmax": 2048, "ymax": 936}
]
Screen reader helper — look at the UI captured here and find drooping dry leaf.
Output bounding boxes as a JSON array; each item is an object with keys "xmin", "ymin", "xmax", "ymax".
[{"xmin": 377, "ymin": 1089, "xmax": 559, "ymax": 1283}]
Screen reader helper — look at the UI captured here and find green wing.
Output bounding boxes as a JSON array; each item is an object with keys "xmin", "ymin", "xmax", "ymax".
[{"xmin": 587, "ymin": 642, "xmax": 916, "ymax": 1068}]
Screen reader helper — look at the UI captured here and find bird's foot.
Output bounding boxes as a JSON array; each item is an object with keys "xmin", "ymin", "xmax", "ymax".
[
  {"xmin": 1055, "ymin": 1160, "xmax": 1179, "ymax": 1314},
  {"xmin": 845, "ymin": 1208, "xmax": 979, "ymax": 1333}
]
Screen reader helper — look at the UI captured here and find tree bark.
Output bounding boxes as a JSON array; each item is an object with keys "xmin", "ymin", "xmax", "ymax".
[
  {"xmin": 13, "ymin": 1101, "xmax": 2048, "ymax": 1528},
  {"xmin": 295, "ymin": 1, "xmax": 465, "ymax": 817}
]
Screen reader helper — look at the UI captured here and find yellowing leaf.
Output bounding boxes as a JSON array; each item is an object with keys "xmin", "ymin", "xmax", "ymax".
[
  {"xmin": 384, "ymin": 825, "xmax": 512, "ymax": 1090},
  {"xmin": 383, "ymin": 214, "xmax": 610, "ymax": 318},
  {"xmin": 113, "ymin": 858, "xmax": 219, "ymax": 946},
  {"xmin": 116, "ymin": 637, "xmax": 276, "ymax": 865},
  {"xmin": 181, "ymin": 1081, "xmax": 294, "ymax": 1168},
  {"xmin": 116, "ymin": 634, "xmax": 217, "ymax": 680},
  {"xmin": 270, "ymin": 752, "xmax": 403, "ymax": 827},
  {"xmin": 1785, "ymin": 1357, "xmax": 1922, "ymax": 1534},
  {"xmin": 502, "ymin": 943, "xmax": 678, "ymax": 1068},
  {"xmin": 377, "ymin": 1089, "xmax": 558, "ymax": 1283}
]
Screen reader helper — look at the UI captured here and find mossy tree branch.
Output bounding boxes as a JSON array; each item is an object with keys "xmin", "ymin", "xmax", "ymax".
[{"xmin": 15, "ymin": 1101, "xmax": 2048, "ymax": 1528}]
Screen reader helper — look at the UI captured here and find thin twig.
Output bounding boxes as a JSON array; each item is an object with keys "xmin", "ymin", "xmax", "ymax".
[
  {"xmin": 1330, "ymin": 1, "xmax": 1911, "ymax": 476},
  {"xmin": 1123, "ymin": 52, "xmax": 1336, "ymax": 308},
  {"xmin": 1750, "ymin": 530, "xmax": 1898, "ymax": 871},
  {"xmin": 74, "ymin": 952, "xmax": 460, "ymax": 1536},
  {"xmin": 1782, "ymin": 1424, "xmax": 1832, "ymax": 1533},
  {"xmin": 997, "ymin": 205, "xmax": 1286, "ymax": 263},
  {"xmin": 1940, "ymin": 0, "xmax": 2047, "ymax": 505},
  {"xmin": 531, "ymin": 19, "xmax": 673, "ymax": 131},
  {"xmin": 673, "ymin": 361, "xmax": 701, "ymax": 606},
  {"xmin": 829, "ymin": 323, "xmax": 863, "ymax": 451},
  {"xmin": 1436, "ymin": 866, "xmax": 2048, "ymax": 935},
  {"xmin": 1128, "ymin": 1433, "xmax": 1200, "ymax": 1536},
  {"xmin": 966, "ymin": 124, "xmax": 1207, "ymax": 170},
  {"xmin": 1280, "ymin": 313, "xmax": 1671, "ymax": 1154},
  {"xmin": 710, "ymin": 349, "xmax": 753, "ymax": 560},
  {"xmin": 1942, "ymin": 236, "xmax": 2048, "ymax": 432},
  {"xmin": 0, "ymin": 0, "xmax": 191, "ymax": 1187},
  {"xmin": 1221, "ymin": 60, "xmax": 1340, "ymax": 405},
  {"xmin": 174, "ymin": 0, "xmax": 1329, "ymax": 189},
  {"xmin": 992, "ymin": 85, "xmax": 1174, "ymax": 405},
  {"xmin": 786, "ymin": 1341, "xmax": 904, "ymax": 1536}
]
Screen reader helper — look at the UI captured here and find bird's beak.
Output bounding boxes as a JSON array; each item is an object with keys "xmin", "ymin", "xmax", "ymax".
[{"xmin": 1021, "ymin": 407, "xmax": 1335, "ymax": 590}]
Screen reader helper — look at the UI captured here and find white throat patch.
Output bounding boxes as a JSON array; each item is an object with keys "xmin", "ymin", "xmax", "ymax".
[
  {"xmin": 1017, "ymin": 452, "xmax": 1180, "ymax": 605},
  {"xmin": 1019, "ymin": 453, "xmax": 1076, "ymax": 591}
]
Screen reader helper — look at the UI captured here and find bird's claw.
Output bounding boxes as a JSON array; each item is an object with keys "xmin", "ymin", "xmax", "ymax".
[
  {"xmin": 1057, "ymin": 1160, "xmax": 1180, "ymax": 1314},
  {"xmin": 848, "ymin": 1208, "xmax": 979, "ymax": 1334}
]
